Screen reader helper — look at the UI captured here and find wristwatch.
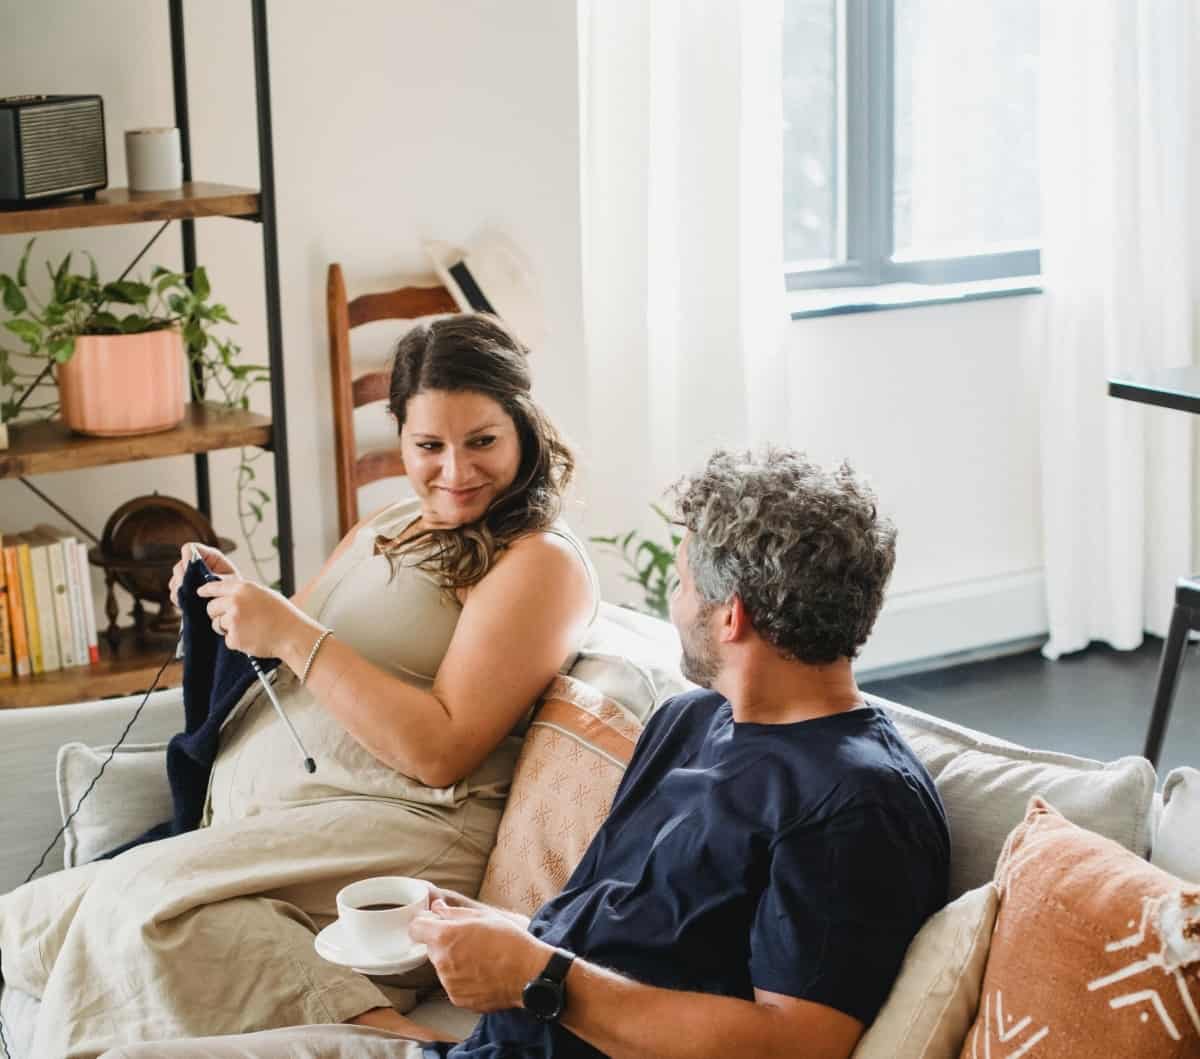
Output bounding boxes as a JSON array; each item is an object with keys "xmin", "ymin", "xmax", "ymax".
[{"xmin": 522, "ymin": 948, "xmax": 575, "ymax": 1023}]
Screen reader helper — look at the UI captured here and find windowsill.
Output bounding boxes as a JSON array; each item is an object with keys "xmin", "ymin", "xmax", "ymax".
[{"xmin": 789, "ymin": 276, "xmax": 1043, "ymax": 320}]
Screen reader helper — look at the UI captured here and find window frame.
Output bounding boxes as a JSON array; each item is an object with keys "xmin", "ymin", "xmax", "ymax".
[{"xmin": 785, "ymin": 0, "xmax": 1041, "ymax": 292}]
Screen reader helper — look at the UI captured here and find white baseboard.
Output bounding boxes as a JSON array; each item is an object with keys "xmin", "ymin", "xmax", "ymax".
[{"xmin": 856, "ymin": 569, "xmax": 1048, "ymax": 678}]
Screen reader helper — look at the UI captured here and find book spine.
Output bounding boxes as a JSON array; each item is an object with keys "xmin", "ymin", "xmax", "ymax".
[
  {"xmin": 17, "ymin": 543, "xmax": 43, "ymax": 674},
  {"xmin": 76, "ymin": 541, "xmax": 100, "ymax": 664},
  {"xmin": 61, "ymin": 537, "xmax": 88, "ymax": 669},
  {"xmin": 0, "ymin": 539, "xmax": 11, "ymax": 679},
  {"xmin": 28, "ymin": 543, "xmax": 61, "ymax": 672},
  {"xmin": 4, "ymin": 547, "xmax": 30, "ymax": 677},
  {"xmin": 46, "ymin": 541, "xmax": 78, "ymax": 668}
]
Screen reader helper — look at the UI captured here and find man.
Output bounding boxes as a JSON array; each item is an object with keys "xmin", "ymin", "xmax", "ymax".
[{"xmin": 105, "ymin": 449, "xmax": 949, "ymax": 1059}]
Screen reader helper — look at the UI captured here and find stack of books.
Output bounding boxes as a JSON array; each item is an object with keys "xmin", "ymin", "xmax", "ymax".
[{"xmin": 0, "ymin": 525, "xmax": 101, "ymax": 679}]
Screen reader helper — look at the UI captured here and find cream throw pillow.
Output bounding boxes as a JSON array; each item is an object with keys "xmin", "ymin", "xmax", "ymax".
[
  {"xmin": 56, "ymin": 741, "xmax": 171, "ymax": 868},
  {"xmin": 1152, "ymin": 767, "xmax": 1200, "ymax": 884},
  {"xmin": 879, "ymin": 698, "xmax": 1156, "ymax": 898},
  {"xmin": 853, "ymin": 882, "xmax": 999, "ymax": 1059}
]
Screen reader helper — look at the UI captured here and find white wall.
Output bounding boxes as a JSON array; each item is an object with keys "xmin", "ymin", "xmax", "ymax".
[
  {"xmin": 786, "ymin": 296, "xmax": 1047, "ymax": 671},
  {"xmin": 1, "ymin": 0, "xmax": 588, "ymax": 594},
  {"xmin": 1, "ymin": 0, "xmax": 1046, "ymax": 671}
]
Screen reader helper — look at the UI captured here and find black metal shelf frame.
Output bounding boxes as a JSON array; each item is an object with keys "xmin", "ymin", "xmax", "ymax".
[{"xmin": 168, "ymin": 0, "xmax": 294, "ymax": 594}]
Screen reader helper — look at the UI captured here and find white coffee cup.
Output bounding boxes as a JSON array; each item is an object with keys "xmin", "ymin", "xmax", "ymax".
[{"xmin": 336, "ymin": 876, "xmax": 430, "ymax": 958}]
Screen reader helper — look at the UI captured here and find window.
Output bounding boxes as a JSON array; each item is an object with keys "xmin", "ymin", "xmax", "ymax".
[{"xmin": 783, "ymin": 0, "xmax": 1040, "ymax": 289}]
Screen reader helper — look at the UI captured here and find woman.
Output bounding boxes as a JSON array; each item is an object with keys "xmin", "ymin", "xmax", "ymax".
[{"xmin": 0, "ymin": 314, "xmax": 598, "ymax": 1058}]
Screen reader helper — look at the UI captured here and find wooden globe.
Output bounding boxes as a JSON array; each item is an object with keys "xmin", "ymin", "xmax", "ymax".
[{"xmin": 90, "ymin": 494, "xmax": 235, "ymax": 643}]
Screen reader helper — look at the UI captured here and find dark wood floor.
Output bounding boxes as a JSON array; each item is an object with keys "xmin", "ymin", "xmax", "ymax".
[{"xmin": 861, "ymin": 637, "xmax": 1199, "ymax": 780}]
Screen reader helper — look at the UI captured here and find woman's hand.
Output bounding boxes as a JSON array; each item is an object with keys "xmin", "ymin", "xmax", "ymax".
[
  {"xmin": 195, "ymin": 577, "xmax": 313, "ymax": 659},
  {"xmin": 169, "ymin": 542, "xmax": 242, "ymax": 609}
]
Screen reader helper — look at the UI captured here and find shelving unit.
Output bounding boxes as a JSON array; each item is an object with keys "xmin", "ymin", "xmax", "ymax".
[
  {"xmin": 0, "ymin": 182, "xmax": 261, "ymax": 235},
  {"xmin": 0, "ymin": 1, "xmax": 294, "ymax": 708}
]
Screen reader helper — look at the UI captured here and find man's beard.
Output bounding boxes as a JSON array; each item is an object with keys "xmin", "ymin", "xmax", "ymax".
[{"xmin": 679, "ymin": 603, "xmax": 720, "ymax": 688}]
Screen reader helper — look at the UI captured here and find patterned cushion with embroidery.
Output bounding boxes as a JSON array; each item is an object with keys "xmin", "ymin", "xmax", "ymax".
[
  {"xmin": 959, "ymin": 797, "xmax": 1200, "ymax": 1059},
  {"xmin": 478, "ymin": 674, "xmax": 643, "ymax": 917}
]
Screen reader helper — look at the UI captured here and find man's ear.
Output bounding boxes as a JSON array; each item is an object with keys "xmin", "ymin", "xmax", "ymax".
[{"xmin": 720, "ymin": 594, "xmax": 751, "ymax": 643}]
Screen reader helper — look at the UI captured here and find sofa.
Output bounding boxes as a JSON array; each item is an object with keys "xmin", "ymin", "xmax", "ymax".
[{"xmin": 1, "ymin": 602, "xmax": 1197, "ymax": 1058}]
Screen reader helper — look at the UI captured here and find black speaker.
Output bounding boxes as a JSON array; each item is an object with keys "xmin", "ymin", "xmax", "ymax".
[{"xmin": 0, "ymin": 94, "xmax": 107, "ymax": 203}]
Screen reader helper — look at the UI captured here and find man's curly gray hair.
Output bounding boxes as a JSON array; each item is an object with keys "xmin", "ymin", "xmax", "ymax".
[{"xmin": 671, "ymin": 448, "xmax": 896, "ymax": 665}]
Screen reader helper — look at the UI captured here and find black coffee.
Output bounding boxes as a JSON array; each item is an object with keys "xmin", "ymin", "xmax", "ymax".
[{"xmin": 355, "ymin": 902, "xmax": 406, "ymax": 911}]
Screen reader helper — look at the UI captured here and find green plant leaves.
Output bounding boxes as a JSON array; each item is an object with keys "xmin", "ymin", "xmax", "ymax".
[
  {"xmin": 590, "ymin": 504, "xmax": 681, "ymax": 620},
  {"xmin": 4, "ymin": 318, "xmax": 43, "ymax": 349},
  {"xmin": 50, "ymin": 252, "xmax": 73, "ymax": 302},
  {"xmin": 48, "ymin": 336, "xmax": 75, "ymax": 362},
  {"xmin": 102, "ymin": 280, "xmax": 151, "ymax": 305},
  {"xmin": 0, "ymin": 275, "xmax": 26, "ymax": 314},
  {"xmin": 16, "ymin": 237, "xmax": 35, "ymax": 287},
  {"xmin": 192, "ymin": 265, "xmax": 211, "ymax": 301},
  {"xmin": 118, "ymin": 313, "xmax": 157, "ymax": 334}
]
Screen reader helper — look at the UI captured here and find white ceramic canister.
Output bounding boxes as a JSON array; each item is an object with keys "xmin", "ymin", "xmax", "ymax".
[{"xmin": 125, "ymin": 127, "xmax": 183, "ymax": 191}]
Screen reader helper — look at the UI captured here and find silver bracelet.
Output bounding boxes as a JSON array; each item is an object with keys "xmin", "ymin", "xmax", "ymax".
[{"xmin": 301, "ymin": 628, "xmax": 333, "ymax": 685}]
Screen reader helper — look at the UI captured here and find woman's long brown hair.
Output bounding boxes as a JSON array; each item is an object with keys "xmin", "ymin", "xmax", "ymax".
[{"xmin": 378, "ymin": 313, "xmax": 574, "ymax": 593}]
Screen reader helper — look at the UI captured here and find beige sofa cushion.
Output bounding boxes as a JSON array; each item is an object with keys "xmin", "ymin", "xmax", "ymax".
[
  {"xmin": 574, "ymin": 603, "xmax": 693, "ymax": 722},
  {"xmin": 1152, "ymin": 766, "xmax": 1200, "ymax": 884},
  {"xmin": 853, "ymin": 882, "xmax": 999, "ymax": 1059},
  {"xmin": 879, "ymin": 698, "xmax": 1156, "ymax": 899}
]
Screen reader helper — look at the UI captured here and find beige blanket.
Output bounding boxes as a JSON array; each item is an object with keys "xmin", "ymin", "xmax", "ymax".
[{"xmin": 0, "ymin": 793, "xmax": 501, "ymax": 1059}]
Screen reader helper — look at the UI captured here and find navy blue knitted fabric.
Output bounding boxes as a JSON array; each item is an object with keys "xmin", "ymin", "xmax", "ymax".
[{"xmin": 101, "ymin": 557, "xmax": 279, "ymax": 858}]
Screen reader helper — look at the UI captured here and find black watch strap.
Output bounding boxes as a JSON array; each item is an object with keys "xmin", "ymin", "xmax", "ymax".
[
  {"xmin": 522, "ymin": 947, "xmax": 575, "ymax": 1023},
  {"xmin": 541, "ymin": 948, "xmax": 575, "ymax": 984}
]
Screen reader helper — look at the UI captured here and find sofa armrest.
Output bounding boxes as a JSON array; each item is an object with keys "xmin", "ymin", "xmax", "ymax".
[{"xmin": 0, "ymin": 688, "xmax": 183, "ymax": 894}]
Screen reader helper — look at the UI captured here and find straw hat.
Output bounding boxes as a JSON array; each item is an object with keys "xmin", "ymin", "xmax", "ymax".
[{"xmin": 424, "ymin": 231, "xmax": 546, "ymax": 351}]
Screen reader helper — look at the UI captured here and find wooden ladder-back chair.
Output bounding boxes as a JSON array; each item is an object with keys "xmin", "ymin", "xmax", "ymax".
[{"xmin": 326, "ymin": 263, "xmax": 458, "ymax": 538}]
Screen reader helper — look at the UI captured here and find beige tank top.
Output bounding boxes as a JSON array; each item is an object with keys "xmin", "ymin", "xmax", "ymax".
[{"xmin": 203, "ymin": 498, "xmax": 598, "ymax": 823}]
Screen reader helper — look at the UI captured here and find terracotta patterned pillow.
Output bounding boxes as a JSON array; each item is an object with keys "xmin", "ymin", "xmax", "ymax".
[
  {"xmin": 959, "ymin": 797, "xmax": 1200, "ymax": 1059},
  {"xmin": 478, "ymin": 674, "xmax": 642, "ymax": 916}
]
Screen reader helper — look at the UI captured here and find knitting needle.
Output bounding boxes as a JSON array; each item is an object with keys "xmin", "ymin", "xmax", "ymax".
[{"xmin": 192, "ymin": 545, "xmax": 317, "ymax": 774}]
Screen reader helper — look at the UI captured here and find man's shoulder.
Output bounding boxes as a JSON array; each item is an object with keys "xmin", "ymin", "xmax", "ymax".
[{"xmin": 644, "ymin": 686, "xmax": 725, "ymax": 731}]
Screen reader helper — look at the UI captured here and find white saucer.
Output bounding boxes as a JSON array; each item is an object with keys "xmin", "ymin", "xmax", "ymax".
[{"xmin": 314, "ymin": 918, "xmax": 429, "ymax": 976}]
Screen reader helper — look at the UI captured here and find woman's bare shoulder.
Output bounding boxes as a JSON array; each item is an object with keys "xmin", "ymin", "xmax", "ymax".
[{"xmin": 463, "ymin": 529, "xmax": 592, "ymax": 607}]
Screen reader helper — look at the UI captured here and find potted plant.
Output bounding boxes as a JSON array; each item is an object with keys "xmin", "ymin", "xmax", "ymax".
[
  {"xmin": 0, "ymin": 238, "xmax": 251, "ymax": 438},
  {"xmin": 591, "ymin": 504, "xmax": 683, "ymax": 620},
  {"xmin": 0, "ymin": 239, "xmax": 277, "ymax": 582}
]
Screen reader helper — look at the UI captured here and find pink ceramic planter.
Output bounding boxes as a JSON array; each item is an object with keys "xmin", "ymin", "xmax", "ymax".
[{"xmin": 57, "ymin": 329, "xmax": 187, "ymax": 437}]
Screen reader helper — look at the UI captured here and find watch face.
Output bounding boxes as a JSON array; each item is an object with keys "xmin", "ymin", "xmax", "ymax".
[{"xmin": 522, "ymin": 977, "xmax": 563, "ymax": 1022}]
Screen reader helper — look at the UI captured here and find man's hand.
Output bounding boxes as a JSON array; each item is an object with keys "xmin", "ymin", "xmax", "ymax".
[
  {"xmin": 410, "ymin": 897, "xmax": 552, "ymax": 1013},
  {"xmin": 425, "ymin": 885, "xmax": 532, "ymax": 929}
]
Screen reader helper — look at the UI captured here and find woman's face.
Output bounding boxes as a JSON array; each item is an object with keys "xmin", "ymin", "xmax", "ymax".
[{"xmin": 400, "ymin": 389, "xmax": 522, "ymax": 528}]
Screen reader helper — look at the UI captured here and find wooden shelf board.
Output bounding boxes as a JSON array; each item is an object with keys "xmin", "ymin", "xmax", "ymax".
[
  {"xmin": 0, "ymin": 402, "xmax": 272, "ymax": 479},
  {"xmin": 0, "ymin": 182, "xmax": 260, "ymax": 235},
  {"xmin": 0, "ymin": 628, "xmax": 181, "ymax": 710}
]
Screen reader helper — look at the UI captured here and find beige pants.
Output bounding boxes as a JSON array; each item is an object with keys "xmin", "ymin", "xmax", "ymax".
[
  {"xmin": 0, "ymin": 796, "xmax": 501, "ymax": 1059},
  {"xmin": 100, "ymin": 1024, "xmax": 429, "ymax": 1058}
]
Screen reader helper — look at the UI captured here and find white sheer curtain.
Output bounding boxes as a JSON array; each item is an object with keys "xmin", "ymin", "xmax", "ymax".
[
  {"xmin": 578, "ymin": 0, "xmax": 790, "ymax": 532},
  {"xmin": 1038, "ymin": 0, "xmax": 1196, "ymax": 659}
]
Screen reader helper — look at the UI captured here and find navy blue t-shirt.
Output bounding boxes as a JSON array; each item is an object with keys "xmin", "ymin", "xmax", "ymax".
[{"xmin": 430, "ymin": 689, "xmax": 950, "ymax": 1059}]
